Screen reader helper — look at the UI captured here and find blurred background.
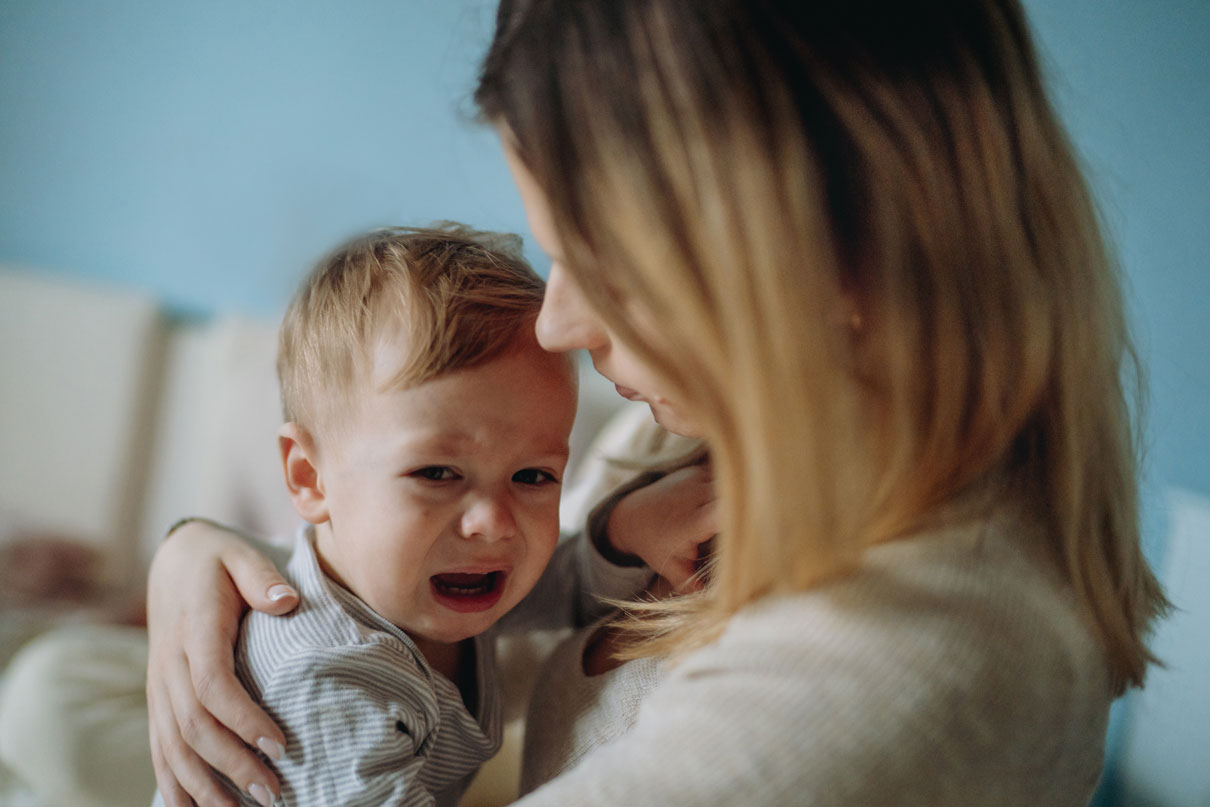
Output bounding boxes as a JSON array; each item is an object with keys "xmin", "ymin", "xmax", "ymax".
[{"xmin": 0, "ymin": 1, "xmax": 1207, "ymax": 805}]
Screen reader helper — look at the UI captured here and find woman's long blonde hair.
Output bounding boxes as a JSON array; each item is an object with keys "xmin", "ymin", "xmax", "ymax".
[{"xmin": 477, "ymin": 0, "xmax": 1166, "ymax": 692}]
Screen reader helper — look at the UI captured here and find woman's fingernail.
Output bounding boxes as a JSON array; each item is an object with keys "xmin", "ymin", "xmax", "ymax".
[
  {"xmin": 267, "ymin": 584, "xmax": 296, "ymax": 602},
  {"xmin": 248, "ymin": 782, "xmax": 276, "ymax": 807},
  {"xmin": 257, "ymin": 736, "xmax": 286, "ymax": 760}
]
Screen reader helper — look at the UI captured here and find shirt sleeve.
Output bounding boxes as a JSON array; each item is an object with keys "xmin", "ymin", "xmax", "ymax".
[{"xmin": 259, "ymin": 639, "xmax": 442, "ymax": 807}]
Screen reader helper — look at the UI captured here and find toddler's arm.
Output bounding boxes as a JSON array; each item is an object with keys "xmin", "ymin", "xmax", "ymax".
[{"xmin": 249, "ymin": 642, "xmax": 444, "ymax": 807}]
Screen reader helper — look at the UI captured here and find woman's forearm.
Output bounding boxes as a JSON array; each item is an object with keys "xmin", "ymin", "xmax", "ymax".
[{"xmin": 147, "ymin": 517, "xmax": 299, "ymax": 807}]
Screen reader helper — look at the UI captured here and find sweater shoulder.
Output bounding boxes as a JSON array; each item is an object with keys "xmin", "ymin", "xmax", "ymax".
[
  {"xmin": 707, "ymin": 512, "xmax": 1101, "ymax": 677},
  {"xmin": 671, "ymin": 515, "xmax": 1111, "ymax": 794}
]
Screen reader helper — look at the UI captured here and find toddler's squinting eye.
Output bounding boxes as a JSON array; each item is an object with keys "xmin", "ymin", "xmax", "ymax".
[
  {"xmin": 411, "ymin": 467, "xmax": 459, "ymax": 482},
  {"xmin": 512, "ymin": 468, "xmax": 558, "ymax": 486}
]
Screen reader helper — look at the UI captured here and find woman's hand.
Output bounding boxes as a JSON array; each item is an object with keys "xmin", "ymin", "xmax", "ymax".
[
  {"xmin": 607, "ymin": 464, "xmax": 718, "ymax": 592},
  {"xmin": 146, "ymin": 520, "xmax": 299, "ymax": 807}
]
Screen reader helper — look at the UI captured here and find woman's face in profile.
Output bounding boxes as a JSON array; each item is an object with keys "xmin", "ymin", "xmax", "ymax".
[{"xmin": 500, "ymin": 136, "xmax": 702, "ymax": 438}]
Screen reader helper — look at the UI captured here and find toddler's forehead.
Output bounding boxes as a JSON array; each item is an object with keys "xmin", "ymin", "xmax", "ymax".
[{"xmin": 367, "ymin": 323, "xmax": 417, "ymax": 386}]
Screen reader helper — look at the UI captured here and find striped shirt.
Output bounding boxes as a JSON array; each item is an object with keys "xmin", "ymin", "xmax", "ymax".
[
  {"xmin": 230, "ymin": 526, "xmax": 501, "ymax": 807},
  {"xmin": 146, "ymin": 506, "xmax": 651, "ymax": 807}
]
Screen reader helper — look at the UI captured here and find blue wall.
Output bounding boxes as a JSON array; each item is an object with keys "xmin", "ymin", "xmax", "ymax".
[
  {"xmin": 1025, "ymin": 8, "xmax": 1210, "ymax": 802},
  {"xmin": 0, "ymin": 1, "xmax": 524, "ymax": 318},
  {"xmin": 1026, "ymin": 0, "xmax": 1210, "ymax": 510},
  {"xmin": 3, "ymin": 6, "xmax": 1207, "ymax": 513},
  {"xmin": 3, "ymin": 0, "xmax": 1206, "ymax": 517}
]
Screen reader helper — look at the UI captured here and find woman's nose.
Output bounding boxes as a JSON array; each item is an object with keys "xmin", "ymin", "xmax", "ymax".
[
  {"xmin": 535, "ymin": 264, "xmax": 610, "ymax": 353},
  {"xmin": 460, "ymin": 493, "xmax": 517, "ymax": 542}
]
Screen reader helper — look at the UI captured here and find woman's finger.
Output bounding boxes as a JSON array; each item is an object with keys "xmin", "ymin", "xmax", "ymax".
[
  {"xmin": 185, "ymin": 592, "xmax": 287, "ymax": 756},
  {"xmin": 694, "ymin": 499, "xmax": 720, "ymax": 540},
  {"xmin": 219, "ymin": 540, "xmax": 299, "ymax": 616},
  {"xmin": 150, "ymin": 718, "xmax": 194, "ymax": 807},
  {"xmin": 162, "ymin": 650, "xmax": 281, "ymax": 806},
  {"xmin": 149, "ymin": 659, "xmax": 241, "ymax": 807},
  {"xmin": 146, "ymin": 524, "xmax": 287, "ymax": 806},
  {"xmin": 652, "ymin": 547, "xmax": 699, "ymax": 593}
]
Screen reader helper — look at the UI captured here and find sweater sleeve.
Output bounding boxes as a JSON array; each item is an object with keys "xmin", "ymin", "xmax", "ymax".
[{"xmin": 259, "ymin": 640, "xmax": 442, "ymax": 807}]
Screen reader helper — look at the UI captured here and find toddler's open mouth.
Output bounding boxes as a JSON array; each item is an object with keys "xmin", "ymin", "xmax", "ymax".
[{"xmin": 430, "ymin": 571, "xmax": 506, "ymax": 613}]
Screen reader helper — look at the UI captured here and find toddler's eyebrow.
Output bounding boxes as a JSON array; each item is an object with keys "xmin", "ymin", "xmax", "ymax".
[
  {"xmin": 390, "ymin": 433, "xmax": 474, "ymax": 456},
  {"xmin": 391, "ymin": 433, "xmax": 569, "ymax": 461},
  {"xmin": 533, "ymin": 444, "xmax": 571, "ymax": 463}
]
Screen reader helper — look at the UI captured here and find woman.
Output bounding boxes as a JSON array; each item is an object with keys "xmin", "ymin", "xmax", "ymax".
[{"xmin": 148, "ymin": 0, "xmax": 1167, "ymax": 804}]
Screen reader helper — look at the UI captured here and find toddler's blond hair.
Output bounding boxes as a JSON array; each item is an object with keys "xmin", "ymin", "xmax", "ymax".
[{"xmin": 278, "ymin": 224, "xmax": 545, "ymax": 433}]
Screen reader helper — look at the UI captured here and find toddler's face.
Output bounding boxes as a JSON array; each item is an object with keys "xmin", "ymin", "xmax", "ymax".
[{"xmin": 312, "ymin": 333, "xmax": 577, "ymax": 647}]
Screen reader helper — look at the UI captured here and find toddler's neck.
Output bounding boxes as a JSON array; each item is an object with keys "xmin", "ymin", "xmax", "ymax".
[{"xmin": 415, "ymin": 636, "xmax": 478, "ymax": 715}]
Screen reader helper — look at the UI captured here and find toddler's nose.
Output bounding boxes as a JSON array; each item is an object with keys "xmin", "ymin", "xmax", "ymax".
[{"xmin": 460, "ymin": 493, "xmax": 517, "ymax": 542}]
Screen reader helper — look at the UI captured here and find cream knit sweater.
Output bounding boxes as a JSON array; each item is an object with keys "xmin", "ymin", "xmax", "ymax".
[{"xmin": 515, "ymin": 506, "xmax": 1112, "ymax": 806}]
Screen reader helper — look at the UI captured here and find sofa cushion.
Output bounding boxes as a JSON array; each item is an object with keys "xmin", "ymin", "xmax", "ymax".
[{"xmin": 0, "ymin": 267, "xmax": 163, "ymax": 588}]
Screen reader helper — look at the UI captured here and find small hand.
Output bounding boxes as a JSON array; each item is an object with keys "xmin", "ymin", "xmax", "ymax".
[{"xmin": 608, "ymin": 463, "xmax": 718, "ymax": 593}]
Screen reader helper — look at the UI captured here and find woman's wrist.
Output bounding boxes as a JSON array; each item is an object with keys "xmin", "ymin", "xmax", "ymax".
[
  {"xmin": 163, "ymin": 516, "xmax": 221, "ymax": 541},
  {"xmin": 163, "ymin": 516, "xmax": 264, "ymax": 548}
]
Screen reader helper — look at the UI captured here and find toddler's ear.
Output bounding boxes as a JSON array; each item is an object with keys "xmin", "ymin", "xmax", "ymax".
[{"xmin": 278, "ymin": 422, "xmax": 330, "ymax": 524}]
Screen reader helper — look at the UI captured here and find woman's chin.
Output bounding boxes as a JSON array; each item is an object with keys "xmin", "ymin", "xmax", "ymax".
[{"xmin": 649, "ymin": 401, "xmax": 702, "ymax": 439}]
